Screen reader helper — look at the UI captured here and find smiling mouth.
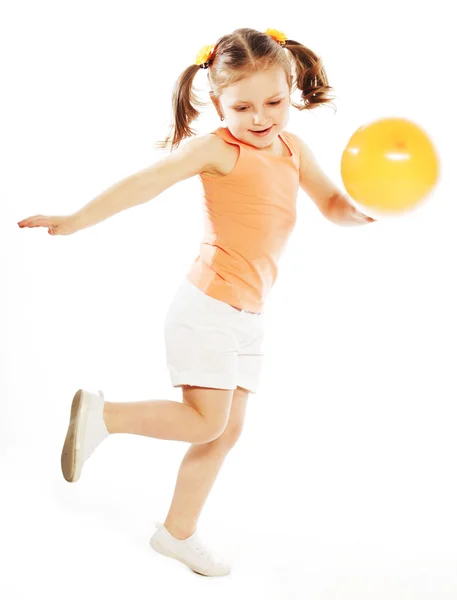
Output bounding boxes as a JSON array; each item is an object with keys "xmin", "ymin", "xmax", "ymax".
[{"xmin": 250, "ymin": 126, "xmax": 272, "ymax": 133}]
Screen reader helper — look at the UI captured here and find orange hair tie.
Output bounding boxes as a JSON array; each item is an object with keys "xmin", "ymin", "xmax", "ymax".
[
  {"xmin": 264, "ymin": 28, "xmax": 287, "ymax": 46},
  {"xmin": 195, "ymin": 44, "xmax": 215, "ymax": 69},
  {"xmin": 194, "ymin": 29, "xmax": 287, "ymax": 69}
]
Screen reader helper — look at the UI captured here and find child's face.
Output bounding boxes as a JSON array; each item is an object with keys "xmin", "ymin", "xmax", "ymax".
[{"xmin": 214, "ymin": 66, "xmax": 291, "ymax": 150}]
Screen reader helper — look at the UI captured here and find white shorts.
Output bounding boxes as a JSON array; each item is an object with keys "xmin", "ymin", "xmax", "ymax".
[{"xmin": 164, "ymin": 279, "xmax": 265, "ymax": 394}]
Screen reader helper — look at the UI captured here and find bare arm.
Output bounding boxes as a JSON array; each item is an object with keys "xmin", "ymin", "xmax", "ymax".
[
  {"xmin": 73, "ymin": 134, "xmax": 220, "ymax": 231},
  {"xmin": 291, "ymin": 133, "xmax": 375, "ymax": 226},
  {"xmin": 18, "ymin": 134, "xmax": 220, "ymax": 235}
]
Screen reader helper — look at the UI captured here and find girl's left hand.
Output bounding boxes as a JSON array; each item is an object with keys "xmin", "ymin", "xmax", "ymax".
[{"xmin": 351, "ymin": 207, "xmax": 376, "ymax": 224}]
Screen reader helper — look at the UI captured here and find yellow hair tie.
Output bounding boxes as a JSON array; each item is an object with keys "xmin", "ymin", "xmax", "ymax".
[
  {"xmin": 194, "ymin": 29, "xmax": 287, "ymax": 68},
  {"xmin": 264, "ymin": 28, "xmax": 287, "ymax": 46},
  {"xmin": 195, "ymin": 44, "xmax": 215, "ymax": 68}
]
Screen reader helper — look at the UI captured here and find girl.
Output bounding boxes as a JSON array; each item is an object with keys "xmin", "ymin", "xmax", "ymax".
[{"xmin": 17, "ymin": 27, "xmax": 375, "ymax": 577}]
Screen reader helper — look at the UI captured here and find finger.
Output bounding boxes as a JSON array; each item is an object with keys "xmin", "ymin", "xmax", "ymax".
[
  {"xmin": 18, "ymin": 218, "xmax": 33, "ymax": 226},
  {"xmin": 356, "ymin": 212, "xmax": 373, "ymax": 222},
  {"xmin": 18, "ymin": 216, "xmax": 48, "ymax": 227}
]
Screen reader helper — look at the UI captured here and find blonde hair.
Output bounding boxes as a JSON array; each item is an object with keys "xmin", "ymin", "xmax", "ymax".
[{"xmin": 156, "ymin": 28, "xmax": 335, "ymax": 152}]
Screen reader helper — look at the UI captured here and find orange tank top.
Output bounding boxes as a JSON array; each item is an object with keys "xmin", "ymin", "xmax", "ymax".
[{"xmin": 187, "ymin": 127, "xmax": 300, "ymax": 313}]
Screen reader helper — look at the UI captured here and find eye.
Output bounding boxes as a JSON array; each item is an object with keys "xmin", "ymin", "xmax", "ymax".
[{"xmin": 235, "ymin": 100, "xmax": 282, "ymax": 112}]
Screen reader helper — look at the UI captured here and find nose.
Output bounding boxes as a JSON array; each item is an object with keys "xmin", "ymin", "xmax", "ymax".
[{"xmin": 252, "ymin": 111, "xmax": 268, "ymax": 126}]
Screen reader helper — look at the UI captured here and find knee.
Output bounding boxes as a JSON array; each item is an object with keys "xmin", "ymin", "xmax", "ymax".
[
  {"xmin": 211, "ymin": 422, "xmax": 244, "ymax": 449},
  {"xmin": 194, "ymin": 419, "xmax": 228, "ymax": 444},
  {"xmin": 196, "ymin": 419, "xmax": 244, "ymax": 446}
]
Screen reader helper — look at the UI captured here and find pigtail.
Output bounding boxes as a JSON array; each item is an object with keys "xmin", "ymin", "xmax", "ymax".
[
  {"xmin": 155, "ymin": 30, "xmax": 335, "ymax": 152},
  {"xmin": 155, "ymin": 64, "xmax": 210, "ymax": 152},
  {"xmin": 284, "ymin": 40, "xmax": 335, "ymax": 111}
]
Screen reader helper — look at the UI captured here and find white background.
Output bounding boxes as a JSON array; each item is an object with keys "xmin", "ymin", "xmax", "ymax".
[{"xmin": 2, "ymin": 1, "xmax": 456, "ymax": 598}]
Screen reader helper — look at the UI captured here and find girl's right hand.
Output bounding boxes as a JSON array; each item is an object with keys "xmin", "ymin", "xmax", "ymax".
[{"xmin": 17, "ymin": 214, "xmax": 78, "ymax": 236}]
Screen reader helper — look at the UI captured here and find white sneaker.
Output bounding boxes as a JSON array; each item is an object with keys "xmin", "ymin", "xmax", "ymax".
[
  {"xmin": 149, "ymin": 522, "xmax": 231, "ymax": 577},
  {"xmin": 61, "ymin": 389, "xmax": 110, "ymax": 482}
]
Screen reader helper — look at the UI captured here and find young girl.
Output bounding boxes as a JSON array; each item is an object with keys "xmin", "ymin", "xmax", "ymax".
[{"xmin": 17, "ymin": 27, "xmax": 375, "ymax": 577}]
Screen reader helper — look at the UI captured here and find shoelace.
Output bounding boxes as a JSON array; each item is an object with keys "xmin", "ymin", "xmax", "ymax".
[
  {"xmin": 189, "ymin": 534, "xmax": 213, "ymax": 561},
  {"xmin": 155, "ymin": 522, "xmax": 214, "ymax": 562}
]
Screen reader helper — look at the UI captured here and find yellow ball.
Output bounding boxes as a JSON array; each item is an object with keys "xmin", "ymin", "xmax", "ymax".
[{"xmin": 341, "ymin": 118, "xmax": 440, "ymax": 212}]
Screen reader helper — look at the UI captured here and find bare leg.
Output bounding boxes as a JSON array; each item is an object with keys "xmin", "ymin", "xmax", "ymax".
[
  {"xmin": 102, "ymin": 387, "xmax": 233, "ymax": 445},
  {"xmin": 103, "ymin": 400, "xmax": 205, "ymax": 443},
  {"xmin": 163, "ymin": 440, "xmax": 231, "ymax": 539},
  {"xmin": 163, "ymin": 388, "xmax": 248, "ymax": 540}
]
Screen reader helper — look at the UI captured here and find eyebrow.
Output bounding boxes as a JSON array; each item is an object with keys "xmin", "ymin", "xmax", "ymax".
[{"xmin": 230, "ymin": 92, "xmax": 285, "ymax": 105}]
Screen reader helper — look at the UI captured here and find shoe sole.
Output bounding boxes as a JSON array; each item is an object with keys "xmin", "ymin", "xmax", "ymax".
[
  {"xmin": 149, "ymin": 536, "xmax": 230, "ymax": 577},
  {"xmin": 61, "ymin": 389, "xmax": 88, "ymax": 483}
]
